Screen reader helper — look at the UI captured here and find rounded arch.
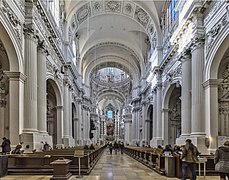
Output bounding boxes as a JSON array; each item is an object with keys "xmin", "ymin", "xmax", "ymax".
[
  {"xmin": 147, "ymin": 104, "xmax": 153, "ymax": 119},
  {"xmin": 0, "ymin": 22, "xmax": 22, "ymax": 72},
  {"xmin": 205, "ymin": 24, "xmax": 229, "ymax": 80},
  {"xmin": 162, "ymin": 84, "xmax": 176, "ymax": 109},
  {"xmin": 83, "ymin": 55, "xmax": 140, "ymax": 86},
  {"xmin": 46, "ymin": 77, "xmax": 63, "ymax": 106}
]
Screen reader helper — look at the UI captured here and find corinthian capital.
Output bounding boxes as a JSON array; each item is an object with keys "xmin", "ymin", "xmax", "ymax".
[
  {"xmin": 179, "ymin": 48, "xmax": 191, "ymax": 62},
  {"xmin": 37, "ymin": 39, "xmax": 49, "ymax": 55},
  {"xmin": 190, "ymin": 35, "xmax": 205, "ymax": 52},
  {"xmin": 23, "ymin": 27, "xmax": 39, "ymax": 43}
]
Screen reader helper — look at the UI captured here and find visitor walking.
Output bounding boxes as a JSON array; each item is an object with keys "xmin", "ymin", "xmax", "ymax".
[
  {"xmin": 180, "ymin": 139, "xmax": 199, "ymax": 180},
  {"xmin": 214, "ymin": 141, "xmax": 229, "ymax": 180},
  {"xmin": 1, "ymin": 137, "xmax": 11, "ymax": 155}
]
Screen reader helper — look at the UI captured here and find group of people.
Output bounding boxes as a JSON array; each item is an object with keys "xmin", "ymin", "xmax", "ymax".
[
  {"xmin": 175, "ymin": 139, "xmax": 229, "ymax": 180},
  {"xmin": 1, "ymin": 137, "xmax": 52, "ymax": 154},
  {"xmin": 107, "ymin": 141, "xmax": 124, "ymax": 155}
]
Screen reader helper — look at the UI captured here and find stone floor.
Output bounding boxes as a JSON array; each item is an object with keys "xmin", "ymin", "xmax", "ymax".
[{"xmin": 1, "ymin": 151, "xmax": 220, "ymax": 180}]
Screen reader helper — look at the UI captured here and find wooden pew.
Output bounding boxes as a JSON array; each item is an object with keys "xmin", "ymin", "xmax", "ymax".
[{"xmin": 7, "ymin": 146, "xmax": 105, "ymax": 175}]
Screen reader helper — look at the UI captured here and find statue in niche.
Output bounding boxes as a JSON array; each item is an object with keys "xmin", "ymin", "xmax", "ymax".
[{"xmin": 0, "ymin": 62, "xmax": 8, "ymax": 107}]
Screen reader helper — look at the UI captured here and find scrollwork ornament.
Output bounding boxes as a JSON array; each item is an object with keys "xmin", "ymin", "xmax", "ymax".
[
  {"xmin": 190, "ymin": 35, "xmax": 205, "ymax": 52},
  {"xmin": 23, "ymin": 27, "xmax": 39, "ymax": 43}
]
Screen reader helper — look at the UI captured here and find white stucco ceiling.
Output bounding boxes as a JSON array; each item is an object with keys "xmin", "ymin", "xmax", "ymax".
[{"xmin": 63, "ymin": 0, "xmax": 164, "ymax": 109}]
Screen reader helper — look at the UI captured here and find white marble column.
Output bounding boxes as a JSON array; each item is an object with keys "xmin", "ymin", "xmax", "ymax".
[
  {"xmin": 181, "ymin": 50, "xmax": 191, "ymax": 136},
  {"xmin": 73, "ymin": 117, "xmax": 78, "ymax": 143},
  {"xmin": 5, "ymin": 72, "xmax": 26, "ymax": 145},
  {"xmin": 144, "ymin": 119, "xmax": 150, "ymax": 145},
  {"xmin": 141, "ymin": 100, "xmax": 147, "ymax": 145},
  {"xmin": 56, "ymin": 105, "xmax": 63, "ymax": 148},
  {"xmin": 176, "ymin": 50, "xmax": 192, "ymax": 145},
  {"xmin": 156, "ymin": 84, "xmax": 163, "ymax": 141},
  {"xmin": 150, "ymin": 89, "xmax": 157, "ymax": 147},
  {"xmin": 68, "ymin": 87, "xmax": 75, "ymax": 146},
  {"xmin": 76, "ymin": 98, "xmax": 83, "ymax": 145},
  {"xmin": 191, "ymin": 37, "xmax": 205, "ymax": 136},
  {"xmin": 131, "ymin": 108, "xmax": 137, "ymax": 145},
  {"xmin": 152, "ymin": 90, "xmax": 157, "ymax": 138},
  {"xmin": 162, "ymin": 108, "xmax": 169, "ymax": 145},
  {"xmin": 63, "ymin": 78, "xmax": 70, "ymax": 146},
  {"xmin": 203, "ymin": 79, "xmax": 220, "ymax": 153},
  {"xmin": 124, "ymin": 118, "xmax": 132, "ymax": 145},
  {"xmin": 37, "ymin": 42, "xmax": 48, "ymax": 134},
  {"xmin": 23, "ymin": 29, "xmax": 38, "ymax": 133}
]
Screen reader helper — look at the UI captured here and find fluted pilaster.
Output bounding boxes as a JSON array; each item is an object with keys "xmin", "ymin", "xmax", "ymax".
[
  {"xmin": 180, "ymin": 49, "xmax": 191, "ymax": 136},
  {"xmin": 191, "ymin": 36, "xmax": 205, "ymax": 135},
  {"xmin": 37, "ymin": 40, "xmax": 48, "ymax": 133},
  {"xmin": 23, "ymin": 28, "xmax": 38, "ymax": 132}
]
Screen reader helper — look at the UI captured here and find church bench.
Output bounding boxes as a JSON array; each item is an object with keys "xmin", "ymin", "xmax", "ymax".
[{"xmin": 7, "ymin": 146, "xmax": 105, "ymax": 175}]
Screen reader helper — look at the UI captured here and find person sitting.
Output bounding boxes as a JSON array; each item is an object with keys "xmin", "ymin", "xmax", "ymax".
[
  {"xmin": 12, "ymin": 142, "xmax": 23, "ymax": 154},
  {"xmin": 84, "ymin": 144, "xmax": 89, "ymax": 149},
  {"xmin": 43, "ymin": 141, "xmax": 51, "ymax": 151},
  {"xmin": 163, "ymin": 144, "xmax": 173, "ymax": 156},
  {"xmin": 89, "ymin": 144, "xmax": 95, "ymax": 150}
]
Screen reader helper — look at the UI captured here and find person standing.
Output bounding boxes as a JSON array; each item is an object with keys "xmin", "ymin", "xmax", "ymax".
[
  {"xmin": 180, "ymin": 139, "xmax": 199, "ymax": 180},
  {"xmin": 1, "ymin": 137, "xmax": 11, "ymax": 154},
  {"xmin": 214, "ymin": 141, "xmax": 229, "ymax": 180}
]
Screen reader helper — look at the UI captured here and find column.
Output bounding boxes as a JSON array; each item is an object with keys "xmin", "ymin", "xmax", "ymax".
[
  {"xmin": 124, "ymin": 118, "xmax": 132, "ymax": 145},
  {"xmin": 162, "ymin": 109, "xmax": 169, "ymax": 145},
  {"xmin": 203, "ymin": 79, "xmax": 220, "ymax": 153},
  {"xmin": 144, "ymin": 119, "xmax": 150, "ymax": 145},
  {"xmin": 68, "ymin": 87, "xmax": 75, "ymax": 147},
  {"xmin": 176, "ymin": 49, "xmax": 192, "ymax": 146},
  {"xmin": 150, "ymin": 89, "xmax": 157, "ymax": 147},
  {"xmin": 156, "ymin": 83, "xmax": 163, "ymax": 141},
  {"xmin": 191, "ymin": 37, "xmax": 205, "ymax": 135},
  {"xmin": 190, "ymin": 11, "xmax": 207, "ymax": 153},
  {"xmin": 23, "ymin": 28, "xmax": 38, "ymax": 133},
  {"xmin": 152, "ymin": 90, "xmax": 157, "ymax": 138},
  {"xmin": 37, "ymin": 41, "xmax": 48, "ymax": 133},
  {"xmin": 63, "ymin": 78, "xmax": 70, "ymax": 146},
  {"xmin": 76, "ymin": 98, "xmax": 83, "ymax": 145},
  {"xmin": 56, "ymin": 105, "xmax": 63, "ymax": 148},
  {"xmin": 5, "ymin": 72, "xmax": 26, "ymax": 145},
  {"xmin": 73, "ymin": 117, "xmax": 78, "ymax": 143},
  {"xmin": 141, "ymin": 100, "xmax": 147, "ymax": 145},
  {"xmin": 180, "ymin": 49, "xmax": 191, "ymax": 136},
  {"xmin": 131, "ymin": 108, "xmax": 137, "ymax": 145}
]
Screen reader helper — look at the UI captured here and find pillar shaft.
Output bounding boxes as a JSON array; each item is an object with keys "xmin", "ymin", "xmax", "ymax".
[
  {"xmin": 23, "ymin": 30, "xmax": 38, "ymax": 132},
  {"xmin": 181, "ymin": 50, "xmax": 191, "ymax": 136},
  {"xmin": 37, "ymin": 43, "xmax": 48, "ymax": 133},
  {"xmin": 191, "ymin": 38, "xmax": 205, "ymax": 135},
  {"xmin": 5, "ymin": 72, "xmax": 26, "ymax": 145},
  {"xmin": 63, "ymin": 79, "xmax": 70, "ymax": 138}
]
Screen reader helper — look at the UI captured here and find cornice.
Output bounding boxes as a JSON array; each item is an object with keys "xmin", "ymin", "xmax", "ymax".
[{"xmin": 4, "ymin": 71, "xmax": 27, "ymax": 82}]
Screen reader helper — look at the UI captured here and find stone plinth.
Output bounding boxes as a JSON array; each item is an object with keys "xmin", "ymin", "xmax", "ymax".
[{"xmin": 50, "ymin": 158, "xmax": 72, "ymax": 180}]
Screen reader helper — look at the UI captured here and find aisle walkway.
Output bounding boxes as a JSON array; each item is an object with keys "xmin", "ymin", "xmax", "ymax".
[{"xmin": 1, "ymin": 151, "xmax": 219, "ymax": 180}]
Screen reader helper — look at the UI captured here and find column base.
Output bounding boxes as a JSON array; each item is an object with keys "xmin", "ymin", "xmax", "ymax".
[
  {"xmin": 140, "ymin": 139, "xmax": 146, "ymax": 147},
  {"xmin": 176, "ymin": 135, "xmax": 210, "ymax": 155},
  {"xmin": 176, "ymin": 135, "xmax": 190, "ymax": 146},
  {"xmin": 62, "ymin": 136, "xmax": 75, "ymax": 147},
  {"xmin": 20, "ymin": 132, "xmax": 53, "ymax": 152},
  {"xmin": 150, "ymin": 138, "xmax": 164, "ymax": 148},
  {"xmin": 131, "ymin": 139, "xmax": 139, "ymax": 146}
]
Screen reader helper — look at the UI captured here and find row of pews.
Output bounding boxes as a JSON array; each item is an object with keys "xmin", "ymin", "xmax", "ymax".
[
  {"xmin": 7, "ymin": 146, "xmax": 106, "ymax": 175},
  {"xmin": 123, "ymin": 146, "xmax": 217, "ymax": 178}
]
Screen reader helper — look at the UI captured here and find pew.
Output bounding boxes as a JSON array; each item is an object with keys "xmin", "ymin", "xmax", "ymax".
[
  {"xmin": 123, "ymin": 146, "xmax": 218, "ymax": 178},
  {"xmin": 7, "ymin": 146, "xmax": 105, "ymax": 175}
]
